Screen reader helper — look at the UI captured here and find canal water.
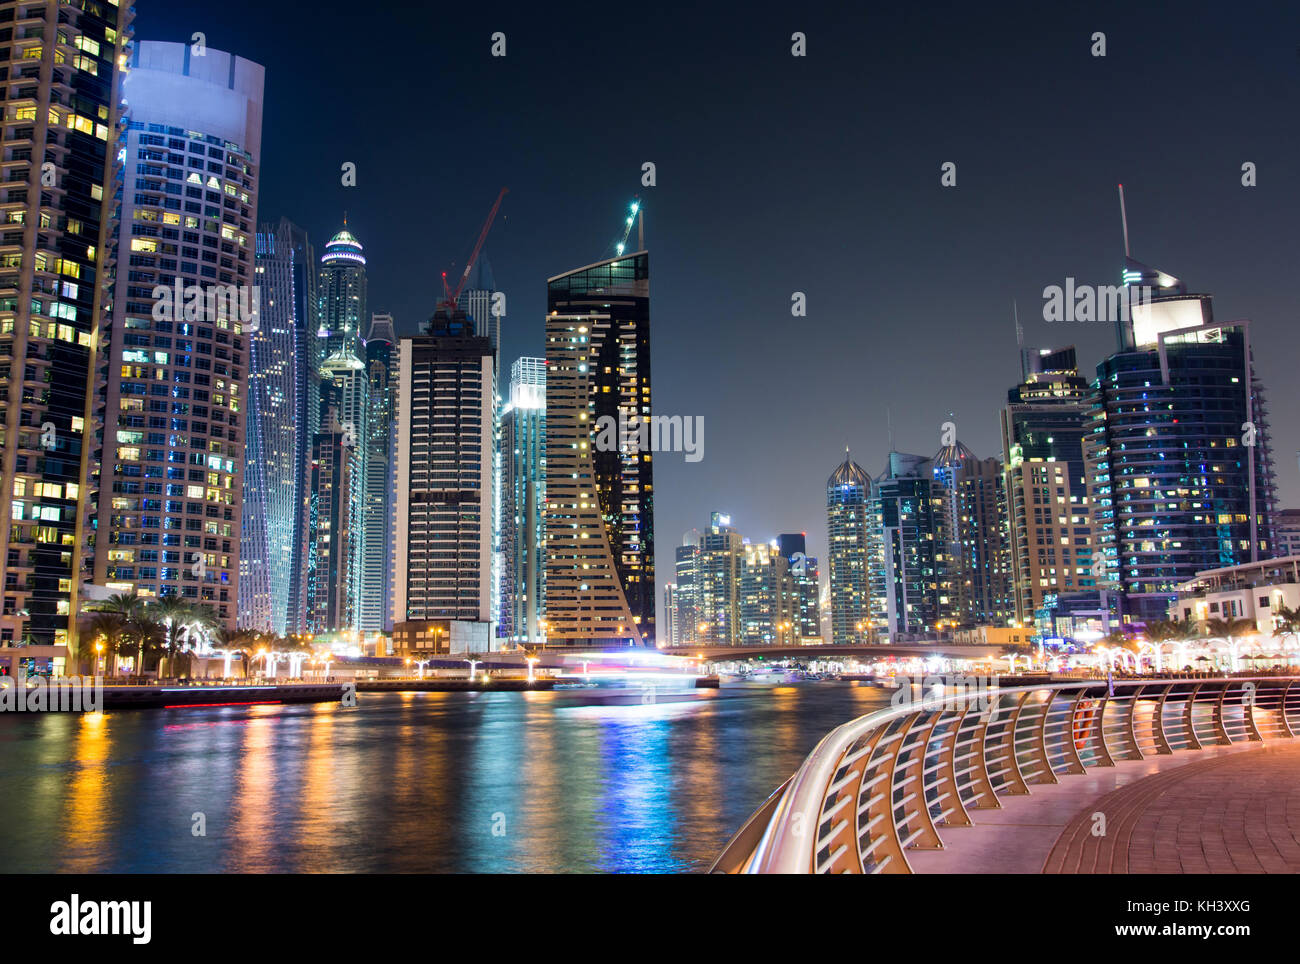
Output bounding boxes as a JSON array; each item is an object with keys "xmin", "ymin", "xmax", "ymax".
[{"xmin": 0, "ymin": 682, "xmax": 891, "ymax": 873}]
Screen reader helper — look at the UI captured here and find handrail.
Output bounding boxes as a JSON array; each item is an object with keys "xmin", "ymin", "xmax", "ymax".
[{"xmin": 715, "ymin": 676, "xmax": 1300, "ymax": 874}]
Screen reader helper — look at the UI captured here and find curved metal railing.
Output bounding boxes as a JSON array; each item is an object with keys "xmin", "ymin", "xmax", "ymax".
[{"xmin": 712, "ymin": 676, "xmax": 1300, "ymax": 874}]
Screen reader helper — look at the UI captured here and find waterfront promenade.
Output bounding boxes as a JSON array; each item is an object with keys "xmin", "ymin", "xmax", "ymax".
[{"xmin": 906, "ymin": 742, "xmax": 1300, "ymax": 873}]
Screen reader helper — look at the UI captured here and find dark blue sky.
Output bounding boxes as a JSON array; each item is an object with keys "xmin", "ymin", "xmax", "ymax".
[{"xmin": 143, "ymin": 0, "xmax": 1300, "ymax": 621}]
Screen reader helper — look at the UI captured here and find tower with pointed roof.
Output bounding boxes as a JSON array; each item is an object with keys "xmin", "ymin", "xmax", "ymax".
[{"xmin": 826, "ymin": 449, "xmax": 874, "ymax": 644}]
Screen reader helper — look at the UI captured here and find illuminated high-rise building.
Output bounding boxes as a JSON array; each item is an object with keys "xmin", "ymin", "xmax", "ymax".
[
  {"xmin": 393, "ymin": 307, "xmax": 494, "ymax": 625},
  {"xmin": 499, "ymin": 356, "xmax": 545, "ymax": 643},
  {"xmin": 779, "ymin": 533, "xmax": 821, "ymax": 640},
  {"xmin": 241, "ymin": 219, "xmax": 315, "ymax": 634},
  {"xmin": 0, "ymin": 0, "xmax": 133, "ymax": 658},
  {"xmin": 826, "ymin": 452, "xmax": 872, "ymax": 644},
  {"xmin": 870, "ymin": 451, "xmax": 941, "ymax": 637},
  {"xmin": 930, "ymin": 442, "xmax": 1011, "ymax": 628},
  {"xmin": 1000, "ymin": 345, "xmax": 1098, "ymax": 627},
  {"xmin": 1085, "ymin": 258, "xmax": 1276, "ymax": 620},
  {"xmin": 92, "ymin": 41, "xmax": 263, "ymax": 633},
  {"xmin": 312, "ymin": 225, "xmax": 368, "ymax": 631},
  {"xmin": 545, "ymin": 251, "xmax": 654, "ymax": 646},
  {"xmin": 697, "ymin": 512, "xmax": 742, "ymax": 645},
  {"xmin": 360, "ymin": 312, "xmax": 394, "ymax": 633}
]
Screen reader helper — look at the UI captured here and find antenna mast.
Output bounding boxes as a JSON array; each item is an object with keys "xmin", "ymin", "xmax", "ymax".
[{"xmin": 1118, "ymin": 183, "xmax": 1131, "ymax": 257}]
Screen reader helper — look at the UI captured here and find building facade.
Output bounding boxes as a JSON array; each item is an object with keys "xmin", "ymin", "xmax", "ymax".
[
  {"xmin": 241, "ymin": 219, "xmax": 314, "ymax": 634},
  {"xmin": 360, "ymin": 311, "xmax": 394, "ymax": 633},
  {"xmin": 0, "ymin": 0, "xmax": 134, "ymax": 658},
  {"xmin": 92, "ymin": 41, "xmax": 263, "ymax": 633},
  {"xmin": 312, "ymin": 226, "xmax": 367, "ymax": 632},
  {"xmin": 1000, "ymin": 345, "xmax": 1098, "ymax": 628},
  {"xmin": 826, "ymin": 453, "xmax": 872, "ymax": 644},
  {"xmin": 545, "ymin": 252, "xmax": 654, "ymax": 646},
  {"xmin": 393, "ymin": 308, "xmax": 494, "ymax": 625},
  {"xmin": 1085, "ymin": 259, "xmax": 1276, "ymax": 621},
  {"xmin": 499, "ymin": 356, "xmax": 545, "ymax": 643}
]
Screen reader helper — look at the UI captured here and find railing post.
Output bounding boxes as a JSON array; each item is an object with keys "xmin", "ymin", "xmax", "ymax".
[
  {"xmin": 1030, "ymin": 689, "xmax": 1060, "ymax": 784},
  {"xmin": 990, "ymin": 691, "xmax": 1031, "ymax": 796},
  {"xmin": 1214, "ymin": 682, "xmax": 1232, "ymax": 744},
  {"xmin": 1282, "ymin": 680, "xmax": 1296, "ymax": 738},
  {"xmin": 965, "ymin": 703, "xmax": 1001, "ymax": 811},
  {"xmin": 1088, "ymin": 691, "xmax": 1116, "ymax": 767},
  {"xmin": 1183, "ymin": 682, "xmax": 1204, "ymax": 750},
  {"xmin": 937, "ymin": 703, "xmax": 975, "ymax": 827},
  {"xmin": 1058, "ymin": 689, "xmax": 1089, "ymax": 775},
  {"xmin": 1152, "ymin": 683, "xmax": 1174, "ymax": 754},
  {"xmin": 1243, "ymin": 680, "xmax": 1263, "ymax": 743},
  {"xmin": 1120, "ymin": 684, "xmax": 1145, "ymax": 760}
]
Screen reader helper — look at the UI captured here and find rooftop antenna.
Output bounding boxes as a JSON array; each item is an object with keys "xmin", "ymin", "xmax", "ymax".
[
  {"xmin": 1117, "ymin": 183, "xmax": 1130, "ymax": 257},
  {"xmin": 1013, "ymin": 299, "xmax": 1023, "ymax": 347}
]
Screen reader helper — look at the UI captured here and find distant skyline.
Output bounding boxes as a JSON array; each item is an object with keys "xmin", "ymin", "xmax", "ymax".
[{"xmin": 140, "ymin": 1, "xmax": 1300, "ymax": 628}]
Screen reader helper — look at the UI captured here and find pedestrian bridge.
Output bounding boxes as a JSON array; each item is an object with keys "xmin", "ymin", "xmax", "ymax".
[{"xmin": 711, "ymin": 676, "xmax": 1300, "ymax": 873}]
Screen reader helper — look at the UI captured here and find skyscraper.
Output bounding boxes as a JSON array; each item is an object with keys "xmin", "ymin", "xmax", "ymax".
[
  {"xmin": 1085, "ymin": 258, "xmax": 1276, "ymax": 620},
  {"xmin": 0, "ymin": 0, "xmax": 133, "ymax": 657},
  {"xmin": 360, "ymin": 312, "xmax": 394, "ymax": 633},
  {"xmin": 826, "ymin": 452, "xmax": 872, "ymax": 644},
  {"xmin": 393, "ymin": 307, "xmax": 495, "ymax": 625},
  {"xmin": 872, "ymin": 451, "xmax": 941, "ymax": 637},
  {"xmin": 312, "ymin": 225, "xmax": 368, "ymax": 632},
  {"xmin": 930, "ymin": 441, "xmax": 1011, "ymax": 628},
  {"xmin": 672, "ymin": 539, "xmax": 701, "ymax": 645},
  {"xmin": 1000, "ymin": 345, "xmax": 1098, "ymax": 627},
  {"xmin": 241, "ymin": 219, "xmax": 315, "ymax": 634},
  {"xmin": 93, "ymin": 41, "xmax": 264, "ymax": 633},
  {"xmin": 456, "ymin": 253, "xmax": 502, "ymax": 365},
  {"xmin": 499, "ymin": 356, "xmax": 545, "ymax": 643},
  {"xmin": 779, "ymin": 533, "xmax": 822, "ymax": 641},
  {"xmin": 545, "ymin": 251, "xmax": 654, "ymax": 646},
  {"xmin": 697, "ymin": 512, "xmax": 742, "ymax": 645}
]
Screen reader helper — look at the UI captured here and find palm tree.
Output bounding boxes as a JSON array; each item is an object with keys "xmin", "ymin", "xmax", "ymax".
[
  {"xmin": 89, "ymin": 593, "xmax": 146, "ymax": 675},
  {"xmin": 123, "ymin": 609, "xmax": 164, "ymax": 676},
  {"xmin": 1272, "ymin": 605, "xmax": 1300, "ymax": 663},
  {"xmin": 84, "ymin": 611, "xmax": 127, "ymax": 676},
  {"xmin": 149, "ymin": 596, "xmax": 199, "ymax": 678},
  {"xmin": 1204, "ymin": 616, "xmax": 1257, "ymax": 671}
]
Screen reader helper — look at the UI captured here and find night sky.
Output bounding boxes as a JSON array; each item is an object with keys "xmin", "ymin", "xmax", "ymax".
[{"xmin": 143, "ymin": 1, "xmax": 1300, "ymax": 627}]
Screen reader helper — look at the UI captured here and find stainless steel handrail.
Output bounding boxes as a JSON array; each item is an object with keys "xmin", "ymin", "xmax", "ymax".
[{"xmin": 712, "ymin": 676, "xmax": 1300, "ymax": 874}]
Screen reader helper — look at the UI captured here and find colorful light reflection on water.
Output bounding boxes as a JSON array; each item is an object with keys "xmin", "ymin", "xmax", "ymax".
[{"xmin": 0, "ymin": 682, "xmax": 891, "ymax": 873}]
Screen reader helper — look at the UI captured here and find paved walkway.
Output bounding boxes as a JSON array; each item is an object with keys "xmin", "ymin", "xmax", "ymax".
[
  {"xmin": 1044, "ymin": 742, "xmax": 1300, "ymax": 873},
  {"xmin": 906, "ymin": 742, "xmax": 1300, "ymax": 873}
]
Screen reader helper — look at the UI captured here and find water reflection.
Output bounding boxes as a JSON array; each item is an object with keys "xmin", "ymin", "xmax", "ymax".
[{"xmin": 0, "ymin": 682, "xmax": 890, "ymax": 873}]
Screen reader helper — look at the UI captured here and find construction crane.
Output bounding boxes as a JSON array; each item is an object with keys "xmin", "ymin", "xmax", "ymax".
[{"xmin": 439, "ymin": 187, "xmax": 509, "ymax": 311}]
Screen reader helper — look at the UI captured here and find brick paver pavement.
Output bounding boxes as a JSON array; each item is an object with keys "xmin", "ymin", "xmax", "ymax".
[{"xmin": 1043, "ymin": 742, "xmax": 1300, "ymax": 873}]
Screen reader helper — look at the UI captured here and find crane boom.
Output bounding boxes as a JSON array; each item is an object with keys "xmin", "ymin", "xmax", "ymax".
[{"xmin": 445, "ymin": 187, "xmax": 508, "ymax": 308}]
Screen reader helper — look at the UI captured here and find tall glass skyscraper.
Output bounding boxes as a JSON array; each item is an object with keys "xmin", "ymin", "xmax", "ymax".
[
  {"xmin": 360, "ymin": 312, "xmax": 394, "ymax": 633},
  {"xmin": 826, "ymin": 452, "xmax": 872, "ymax": 644},
  {"xmin": 1086, "ymin": 259, "xmax": 1276, "ymax": 620},
  {"xmin": 871, "ymin": 451, "xmax": 941, "ymax": 637},
  {"xmin": 499, "ymin": 356, "xmax": 544, "ymax": 643},
  {"xmin": 312, "ymin": 225, "xmax": 367, "ymax": 632},
  {"xmin": 930, "ymin": 442, "xmax": 1011, "ymax": 628},
  {"xmin": 545, "ymin": 252, "xmax": 654, "ymax": 646},
  {"xmin": 0, "ymin": 0, "xmax": 133, "ymax": 659},
  {"xmin": 241, "ymin": 219, "xmax": 315, "ymax": 635},
  {"xmin": 92, "ymin": 41, "xmax": 263, "ymax": 633}
]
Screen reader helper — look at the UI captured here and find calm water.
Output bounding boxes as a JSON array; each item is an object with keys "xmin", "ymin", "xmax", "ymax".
[{"xmin": 0, "ymin": 681, "xmax": 889, "ymax": 873}]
